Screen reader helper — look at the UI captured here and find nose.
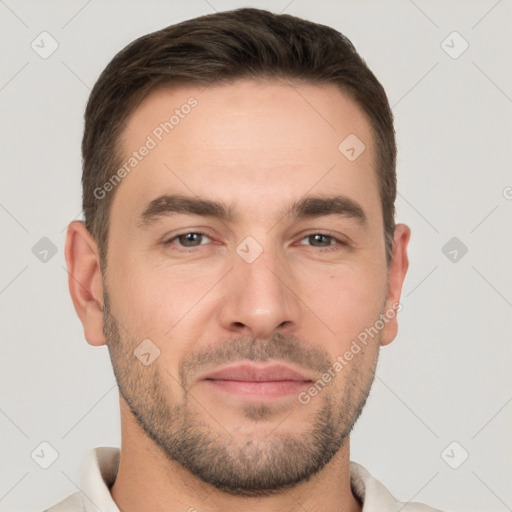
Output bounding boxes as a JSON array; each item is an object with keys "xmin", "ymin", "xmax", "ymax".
[{"xmin": 218, "ymin": 244, "xmax": 301, "ymax": 339}]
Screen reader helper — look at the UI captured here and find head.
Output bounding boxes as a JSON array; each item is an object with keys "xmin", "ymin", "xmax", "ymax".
[{"xmin": 66, "ymin": 8, "xmax": 409, "ymax": 497}]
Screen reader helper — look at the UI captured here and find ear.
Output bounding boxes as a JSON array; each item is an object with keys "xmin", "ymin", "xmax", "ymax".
[
  {"xmin": 65, "ymin": 221, "xmax": 106, "ymax": 346},
  {"xmin": 380, "ymin": 224, "xmax": 410, "ymax": 346}
]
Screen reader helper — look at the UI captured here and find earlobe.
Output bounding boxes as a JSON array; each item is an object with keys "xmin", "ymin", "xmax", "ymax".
[
  {"xmin": 64, "ymin": 221, "xmax": 106, "ymax": 347},
  {"xmin": 380, "ymin": 224, "xmax": 410, "ymax": 346}
]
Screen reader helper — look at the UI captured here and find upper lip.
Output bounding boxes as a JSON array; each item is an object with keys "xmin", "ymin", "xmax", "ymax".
[{"xmin": 201, "ymin": 362, "xmax": 315, "ymax": 382}]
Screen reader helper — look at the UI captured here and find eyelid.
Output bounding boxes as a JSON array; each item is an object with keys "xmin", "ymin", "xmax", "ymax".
[
  {"xmin": 163, "ymin": 230, "xmax": 213, "ymax": 247},
  {"xmin": 161, "ymin": 229, "xmax": 350, "ymax": 251},
  {"xmin": 296, "ymin": 230, "xmax": 350, "ymax": 245},
  {"xmin": 298, "ymin": 235, "xmax": 346, "ymax": 254}
]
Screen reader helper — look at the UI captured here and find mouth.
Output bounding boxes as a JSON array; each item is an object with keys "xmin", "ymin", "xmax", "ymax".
[{"xmin": 200, "ymin": 362, "xmax": 315, "ymax": 399}]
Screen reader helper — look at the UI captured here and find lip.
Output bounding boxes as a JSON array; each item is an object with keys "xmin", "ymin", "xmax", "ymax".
[
  {"xmin": 200, "ymin": 362, "xmax": 314, "ymax": 399},
  {"xmin": 201, "ymin": 362, "xmax": 314, "ymax": 382}
]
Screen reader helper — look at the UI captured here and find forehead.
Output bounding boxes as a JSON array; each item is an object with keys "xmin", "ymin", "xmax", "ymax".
[{"xmin": 111, "ymin": 79, "xmax": 379, "ymax": 225}]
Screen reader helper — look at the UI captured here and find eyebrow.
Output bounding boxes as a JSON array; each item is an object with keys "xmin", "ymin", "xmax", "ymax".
[{"xmin": 137, "ymin": 193, "xmax": 367, "ymax": 228}]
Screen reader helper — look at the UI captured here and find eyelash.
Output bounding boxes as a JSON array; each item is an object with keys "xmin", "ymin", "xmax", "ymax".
[{"xmin": 163, "ymin": 231, "xmax": 347, "ymax": 253}]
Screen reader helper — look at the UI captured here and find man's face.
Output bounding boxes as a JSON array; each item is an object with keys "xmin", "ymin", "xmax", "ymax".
[{"xmin": 102, "ymin": 80, "xmax": 398, "ymax": 495}]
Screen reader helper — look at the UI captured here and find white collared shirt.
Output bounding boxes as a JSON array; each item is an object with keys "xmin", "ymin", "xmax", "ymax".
[{"xmin": 45, "ymin": 447, "xmax": 443, "ymax": 511}]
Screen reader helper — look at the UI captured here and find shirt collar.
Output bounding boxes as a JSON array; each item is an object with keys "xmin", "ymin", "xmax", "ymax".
[{"xmin": 81, "ymin": 447, "xmax": 120, "ymax": 512}]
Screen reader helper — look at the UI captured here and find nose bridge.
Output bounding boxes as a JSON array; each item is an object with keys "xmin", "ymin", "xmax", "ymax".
[{"xmin": 220, "ymin": 239, "xmax": 300, "ymax": 336}]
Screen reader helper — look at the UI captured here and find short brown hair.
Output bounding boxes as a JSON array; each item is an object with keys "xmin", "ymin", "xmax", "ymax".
[{"xmin": 82, "ymin": 8, "xmax": 396, "ymax": 267}]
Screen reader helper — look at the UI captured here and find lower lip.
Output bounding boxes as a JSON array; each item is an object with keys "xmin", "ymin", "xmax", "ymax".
[{"xmin": 204, "ymin": 379, "xmax": 311, "ymax": 399}]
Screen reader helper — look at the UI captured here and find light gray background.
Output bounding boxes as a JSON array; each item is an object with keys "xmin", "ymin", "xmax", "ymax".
[{"xmin": 1, "ymin": 1, "xmax": 511, "ymax": 511}]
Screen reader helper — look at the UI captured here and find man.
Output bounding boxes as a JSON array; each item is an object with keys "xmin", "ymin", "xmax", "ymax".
[{"xmin": 50, "ymin": 7, "xmax": 443, "ymax": 511}]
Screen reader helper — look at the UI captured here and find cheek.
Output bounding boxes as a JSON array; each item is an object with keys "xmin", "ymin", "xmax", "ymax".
[
  {"xmin": 298, "ymin": 263, "xmax": 387, "ymax": 348},
  {"xmin": 106, "ymin": 253, "xmax": 222, "ymax": 359}
]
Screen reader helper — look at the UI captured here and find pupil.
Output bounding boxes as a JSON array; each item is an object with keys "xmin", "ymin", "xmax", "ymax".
[
  {"xmin": 181, "ymin": 233, "xmax": 200, "ymax": 246},
  {"xmin": 312, "ymin": 234, "xmax": 330, "ymax": 247}
]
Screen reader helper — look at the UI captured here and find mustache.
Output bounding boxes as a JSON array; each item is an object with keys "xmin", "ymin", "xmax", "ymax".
[
  {"xmin": 101, "ymin": 293, "xmax": 333, "ymax": 385},
  {"xmin": 179, "ymin": 332, "xmax": 333, "ymax": 386}
]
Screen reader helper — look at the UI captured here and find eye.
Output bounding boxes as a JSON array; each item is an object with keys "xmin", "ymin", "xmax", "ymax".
[
  {"xmin": 165, "ymin": 231, "xmax": 212, "ymax": 248},
  {"xmin": 298, "ymin": 233, "xmax": 345, "ymax": 252}
]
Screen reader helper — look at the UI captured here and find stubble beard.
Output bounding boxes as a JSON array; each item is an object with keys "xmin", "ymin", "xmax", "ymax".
[{"xmin": 102, "ymin": 289, "xmax": 379, "ymax": 496}]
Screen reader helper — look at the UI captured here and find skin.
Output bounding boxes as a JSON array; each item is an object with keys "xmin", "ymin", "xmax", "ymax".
[{"xmin": 66, "ymin": 80, "xmax": 410, "ymax": 512}]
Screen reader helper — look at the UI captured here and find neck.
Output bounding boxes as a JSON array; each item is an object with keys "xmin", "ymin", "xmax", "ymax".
[{"xmin": 110, "ymin": 400, "xmax": 362, "ymax": 512}]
